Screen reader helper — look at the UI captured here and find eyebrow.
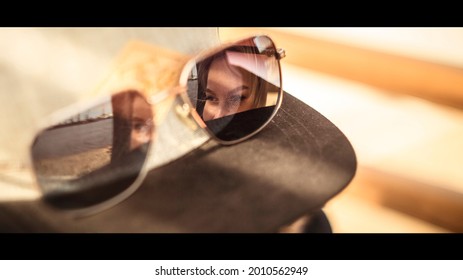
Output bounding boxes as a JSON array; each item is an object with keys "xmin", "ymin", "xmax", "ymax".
[{"xmin": 206, "ymin": 85, "xmax": 250, "ymax": 96}]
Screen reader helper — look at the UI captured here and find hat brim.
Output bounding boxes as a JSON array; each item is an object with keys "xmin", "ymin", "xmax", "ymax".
[{"xmin": 0, "ymin": 91, "xmax": 356, "ymax": 233}]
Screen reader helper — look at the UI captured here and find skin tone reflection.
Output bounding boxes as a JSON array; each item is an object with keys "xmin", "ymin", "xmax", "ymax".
[
  {"xmin": 129, "ymin": 94, "xmax": 154, "ymax": 151},
  {"xmin": 30, "ymin": 90, "xmax": 155, "ymax": 206},
  {"xmin": 200, "ymin": 53, "xmax": 267, "ymax": 122},
  {"xmin": 203, "ymin": 55, "xmax": 256, "ymax": 121},
  {"xmin": 111, "ymin": 90, "xmax": 154, "ymax": 165}
]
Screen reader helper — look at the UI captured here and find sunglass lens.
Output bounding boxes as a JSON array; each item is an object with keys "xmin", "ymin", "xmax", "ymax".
[
  {"xmin": 186, "ymin": 35, "xmax": 282, "ymax": 142},
  {"xmin": 31, "ymin": 90, "xmax": 154, "ymax": 210}
]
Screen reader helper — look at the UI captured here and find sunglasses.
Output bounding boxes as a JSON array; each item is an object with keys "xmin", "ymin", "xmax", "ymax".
[{"xmin": 30, "ymin": 35, "xmax": 285, "ymax": 217}]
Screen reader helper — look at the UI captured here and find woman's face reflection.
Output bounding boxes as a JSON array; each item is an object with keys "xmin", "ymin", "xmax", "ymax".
[
  {"xmin": 202, "ymin": 56, "xmax": 257, "ymax": 121},
  {"xmin": 129, "ymin": 94, "xmax": 153, "ymax": 151}
]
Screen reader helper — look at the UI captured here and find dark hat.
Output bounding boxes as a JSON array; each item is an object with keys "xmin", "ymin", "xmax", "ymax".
[
  {"xmin": 0, "ymin": 90, "xmax": 356, "ymax": 233},
  {"xmin": 0, "ymin": 28, "xmax": 356, "ymax": 232}
]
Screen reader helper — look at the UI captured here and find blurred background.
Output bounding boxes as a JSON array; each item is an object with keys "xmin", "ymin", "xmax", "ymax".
[
  {"xmin": 1, "ymin": 28, "xmax": 462, "ymax": 233},
  {"xmin": 220, "ymin": 28, "xmax": 463, "ymax": 233}
]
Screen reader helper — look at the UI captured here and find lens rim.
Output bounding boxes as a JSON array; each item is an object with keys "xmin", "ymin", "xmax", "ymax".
[
  {"xmin": 30, "ymin": 35, "xmax": 283, "ymax": 217},
  {"xmin": 179, "ymin": 35, "xmax": 284, "ymax": 145},
  {"xmin": 30, "ymin": 91, "xmax": 155, "ymax": 217}
]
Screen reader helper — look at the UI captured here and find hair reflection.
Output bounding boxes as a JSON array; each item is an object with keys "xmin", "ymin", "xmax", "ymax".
[{"xmin": 187, "ymin": 39, "xmax": 281, "ymax": 142}]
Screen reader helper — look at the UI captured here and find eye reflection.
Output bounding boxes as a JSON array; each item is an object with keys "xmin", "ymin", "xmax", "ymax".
[
  {"xmin": 186, "ymin": 36, "xmax": 282, "ymax": 142},
  {"xmin": 202, "ymin": 55, "xmax": 259, "ymax": 121},
  {"xmin": 197, "ymin": 52, "xmax": 268, "ymax": 122},
  {"xmin": 111, "ymin": 90, "xmax": 154, "ymax": 163}
]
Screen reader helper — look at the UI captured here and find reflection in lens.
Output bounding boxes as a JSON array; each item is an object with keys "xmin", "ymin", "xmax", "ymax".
[
  {"xmin": 186, "ymin": 35, "xmax": 282, "ymax": 141},
  {"xmin": 31, "ymin": 90, "xmax": 153, "ymax": 210}
]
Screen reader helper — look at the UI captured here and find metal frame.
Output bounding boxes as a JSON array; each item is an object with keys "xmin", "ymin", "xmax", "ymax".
[{"xmin": 29, "ymin": 35, "xmax": 286, "ymax": 217}]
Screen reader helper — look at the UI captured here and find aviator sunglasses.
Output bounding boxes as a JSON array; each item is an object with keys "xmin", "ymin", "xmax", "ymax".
[{"xmin": 30, "ymin": 35, "xmax": 286, "ymax": 216}]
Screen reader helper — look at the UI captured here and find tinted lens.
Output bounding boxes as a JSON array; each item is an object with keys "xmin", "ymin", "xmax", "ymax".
[
  {"xmin": 186, "ymin": 35, "xmax": 282, "ymax": 142},
  {"xmin": 31, "ymin": 90, "xmax": 154, "ymax": 210}
]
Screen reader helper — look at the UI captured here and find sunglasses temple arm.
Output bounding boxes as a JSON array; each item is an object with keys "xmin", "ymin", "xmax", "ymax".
[{"xmin": 144, "ymin": 95, "xmax": 210, "ymax": 171}]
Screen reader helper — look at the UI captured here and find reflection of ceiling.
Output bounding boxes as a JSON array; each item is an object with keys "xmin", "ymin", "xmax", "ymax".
[{"xmin": 273, "ymin": 28, "xmax": 463, "ymax": 69}]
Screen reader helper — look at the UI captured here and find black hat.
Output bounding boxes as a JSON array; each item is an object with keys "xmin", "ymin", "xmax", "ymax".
[
  {"xmin": 0, "ymin": 28, "xmax": 356, "ymax": 233},
  {"xmin": 0, "ymin": 90, "xmax": 356, "ymax": 233}
]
